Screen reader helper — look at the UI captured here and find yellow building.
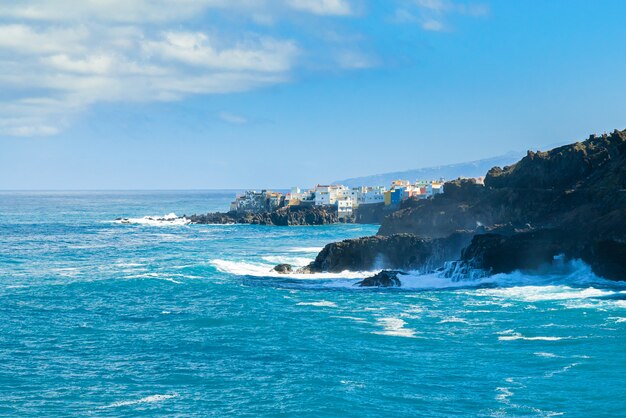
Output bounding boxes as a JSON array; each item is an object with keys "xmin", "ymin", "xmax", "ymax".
[{"xmin": 384, "ymin": 190, "xmax": 392, "ymax": 205}]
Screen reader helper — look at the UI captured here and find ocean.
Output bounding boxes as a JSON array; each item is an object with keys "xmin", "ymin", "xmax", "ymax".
[{"xmin": 1, "ymin": 191, "xmax": 625, "ymax": 417}]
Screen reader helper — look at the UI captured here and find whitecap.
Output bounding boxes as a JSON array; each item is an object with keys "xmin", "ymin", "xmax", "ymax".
[
  {"xmin": 100, "ymin": 393, "xmax": 178, "ymax": 409},
  {"xmin": 544, "ymin": 363, "xmax": 579, "ymax": 378},
  {"xmin": 495, "ymin": 386, "xmax": 514, "ymax": 403},
  {"xmin": 534, "ymin": 352, "xmax": 561, "ymax": 358},
  {"xmin": 372, "ymin": 317, "xmax": 417, "ymax": 338},
  {"xmin": 609, "ymin": 317, "xmax": 626, "ymax": 323},
  {"xmin": 336, "ymin": 316, "xmax": 367, "ymax": 322},
  {"xmin": 339, "ymin": 380, "xmax": 365, "ymax": 390},
  {"xmin": 498, "ymin": 332, "xmax": 564, "ymax": 341},
  {"xmin": 296, "ymin": 301, "xmax": 337, "ymax": 307},
  {"xmin": 439, "ymin": 316, "xmax": 469, "ymax": 324}
]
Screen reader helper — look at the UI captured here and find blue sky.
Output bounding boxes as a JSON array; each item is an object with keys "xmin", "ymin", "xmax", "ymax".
[{"xmin": 1, "ymin": 0, "xmax": 625, "ymax": 189}]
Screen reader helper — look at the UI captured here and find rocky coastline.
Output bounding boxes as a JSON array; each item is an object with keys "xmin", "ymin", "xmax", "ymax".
[
  {"xmin": 276, "ymin": 129, "xmax": 626, "ymax": 283},
  {"xmin": 186, "ymin": 205, "xmax": 340, "ymax": 226},
  {"xmin": 185, "ymin": 201, "xmax": 396, "ymax": 226}
]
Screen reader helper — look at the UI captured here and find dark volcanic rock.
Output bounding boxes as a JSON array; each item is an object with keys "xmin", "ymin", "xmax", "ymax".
[
  {"xmin": 305, "ymin": 232, "xmax": 473, "ymax": 273},
  {"xmin": 265, "ymin": 205, "xmax": 338, "ymax": 226},
  {"xmin": 585, "ymin": 240, "xmax": 626, "ymax": 281},
  {"xmin": 461, "ymin": 232, "xmax": 626, "ymax": 281},
  {"xmin": 460, "ymin": 230, "xmax": 576, "ymax": 274},
  {"xmin": 186, "ymin": 212, "xmax": 237, "ymax": 224},
  {"xmin": 187, "ymin": 205, "xmax": 339, "ymax": 226},
  {"xmin": 272, "ymin": 264, "xmax": 293, "ymax": 274},
  {"xmin": 352, "ymin": 201, "xmax": 407, "ymax": 224},
  {"xmin": 357, "ymin": 270, "xmax": 406, "ymax": 287}
]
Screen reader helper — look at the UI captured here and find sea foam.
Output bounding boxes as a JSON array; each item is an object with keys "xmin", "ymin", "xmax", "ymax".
[
  {"xmin": 113, "ymin": 213, "xmax": 190, "ymax": 226},
  {"xmin": 210, "ymin": 259, "xmax": 375, "ymax": 280}
]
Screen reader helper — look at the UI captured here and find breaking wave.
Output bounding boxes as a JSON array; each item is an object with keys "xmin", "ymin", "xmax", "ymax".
[
  {"xmin": 113, "ymin": 213, "xmax": 190, "ymax": 226},
  {"xmin": 211, "ymin": 256, "xmax": 626, "ymax": 309},
  {"xmin": 210, "ymin": 259, "xmax": 376, "ymax": 280}
]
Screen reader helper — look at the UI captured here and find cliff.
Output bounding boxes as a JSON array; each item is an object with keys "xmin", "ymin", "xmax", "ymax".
[{"xmin": 301, "ymin": 129, "xmax": 626, "ymax": 281}]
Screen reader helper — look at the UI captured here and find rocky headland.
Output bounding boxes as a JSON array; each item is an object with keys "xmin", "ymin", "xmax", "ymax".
[{"xmin": 281, "ymin": 129, "xmax": 626, "ymax": 282}]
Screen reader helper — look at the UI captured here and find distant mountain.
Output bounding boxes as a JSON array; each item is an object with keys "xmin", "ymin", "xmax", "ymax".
[{"xmin": 333, "ymin": 152, "xmax": 523, "ymax": 187}]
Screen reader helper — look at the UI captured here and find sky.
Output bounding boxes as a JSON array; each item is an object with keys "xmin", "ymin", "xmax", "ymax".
[{"xmin": 1, "ymin": 0, "xmax": 625, "ymax": 190}]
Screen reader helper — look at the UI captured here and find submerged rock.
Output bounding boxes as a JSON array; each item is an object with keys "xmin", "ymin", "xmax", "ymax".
[
  {"xmin": 272, "ymin": 264, "xmax": 293, "ymax": 274},
  {"xmin": 356, "ymin": 270, "xmax": 406, "ymax": 287}
]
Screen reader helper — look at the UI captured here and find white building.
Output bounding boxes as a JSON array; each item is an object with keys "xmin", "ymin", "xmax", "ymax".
[
  {"xmin": 337, "ymin": 197, "xmax": 354, "ymax": 219},
  {"xmin": 314, "ymin": 185, "xmax": 332, "ymax": 205},
  {"xmin": 314, "ymin": 185, "xmax": 349, "ymax": 206},
  {"xmin": 360, "ymin": 186, "xmax": 386, "ymax": 205}
]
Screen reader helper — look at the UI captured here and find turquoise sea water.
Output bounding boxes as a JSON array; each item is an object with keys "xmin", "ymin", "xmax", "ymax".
[{"xmin": 1, "ymin": 191, "xmax": 625, "ymax": 417}]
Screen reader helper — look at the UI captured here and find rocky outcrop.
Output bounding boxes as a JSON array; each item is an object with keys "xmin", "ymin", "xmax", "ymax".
[
  {"xmin": 272, "ymin": 264, "xmax": 293, "ymax": 274},
  {"xmin": 187, "ymin": 205, "xmax": 339, "ymax": 226},
  {"xmin": 356, "ymin": 270, "xmax": 405, "ymax": 287},
  {"xmin": 305, "ymin": 232, "xmax": 473, "ymax": 273},
  {"xmin": 460, "ymin": 230, "xmax": 576, "ymax": 274},
  {"xmin": 303, "ymin": 129, "xmax": 626, "ymax": 281},
  {"xmin": 461, "ymin": 232, "xmax": 626, "ymax": 281},
  {"xmin": 186, "ymin": 212, "xmax": 238, "ymax": 224}
]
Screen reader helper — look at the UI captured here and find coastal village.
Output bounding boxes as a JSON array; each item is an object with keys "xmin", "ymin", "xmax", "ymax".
[{"xmin": 230, "ymin": 179, "xmax": 447, "ymax": 219}]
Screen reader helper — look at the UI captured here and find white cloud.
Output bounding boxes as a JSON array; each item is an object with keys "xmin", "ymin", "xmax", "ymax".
[
  {"xmin": 393, "ymin": 0, "xmax": 488, "ymax": 32},
  {"xmin": 414, "ymin": 0, "xmax": 448, "ymax": 11},
  {"xmin": 287, "ymin": 0, "xmax": 352, "ymax": 16},
  {"xmin": 414, "ymin": 0, "xmax": 488, "ymax": 15},
  {"xmin": 0, "ymin": 24, "xmax": 89, "ymax": 54},
  {"xmin": 0, "ymin": 0, "xmax": 371, "ymax": 137},
  {"xmin": 0, "ymin": 4, "xmax": 305, "ymax": 137},
  {"xmin": 143, "ymin": 32, "xmax": 298, "ymax": 72},
  {"xmin": 0, "ymin": 0, "xmax": 238, "ymax": 23},
  {"xmin": 219, "ymin": 112, "xmax": 249, "ymax": 125},
  {"xmin": 421, "ymin": 18, "xmax": 445, "ymax": 31},
  {"xmin": 335, "ymin": 50, "xmax": 377, "ymax": 69}
]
